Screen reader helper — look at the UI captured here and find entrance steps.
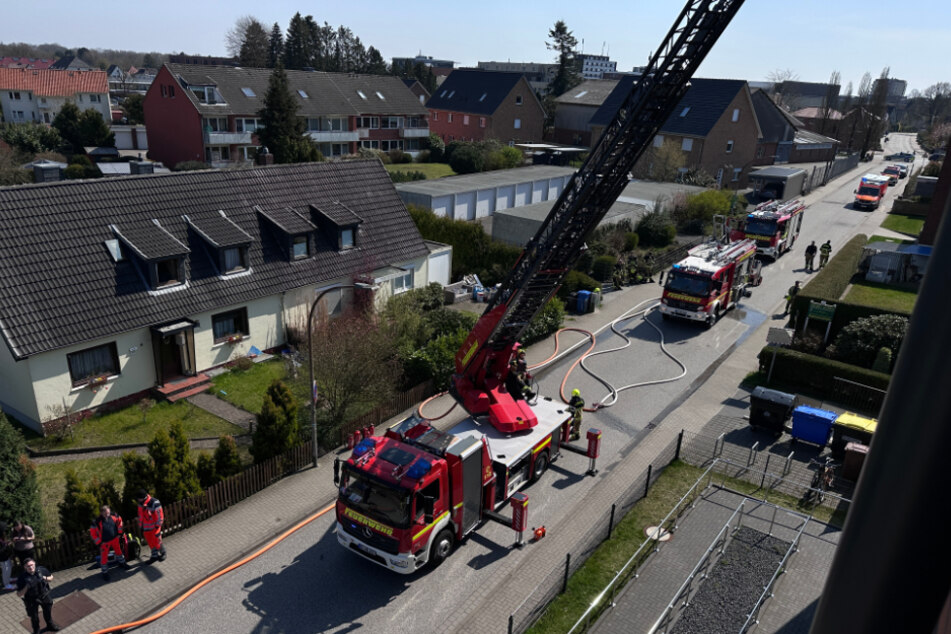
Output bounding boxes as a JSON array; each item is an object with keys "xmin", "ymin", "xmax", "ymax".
[{"xmin": 153, "ymin": 374, "xmax": 212, "ymax": 403}]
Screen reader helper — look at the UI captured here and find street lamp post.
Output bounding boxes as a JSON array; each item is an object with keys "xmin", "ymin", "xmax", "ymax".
[{"xmin": 307, "ymin": 282, "xmax": 375, "ymax": 467}]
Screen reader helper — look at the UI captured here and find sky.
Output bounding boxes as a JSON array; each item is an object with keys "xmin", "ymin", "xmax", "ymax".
[{"xmin": 3, "ymin": 0, "xmax": 949, "ymax": 94}]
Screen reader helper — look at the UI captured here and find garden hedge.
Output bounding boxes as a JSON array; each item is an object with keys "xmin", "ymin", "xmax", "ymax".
[{"xmin": 757, "ymin": 346, "xmax": 891, "ymax": 395}]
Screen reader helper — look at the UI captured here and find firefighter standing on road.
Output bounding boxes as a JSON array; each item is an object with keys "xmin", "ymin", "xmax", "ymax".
[
  {"xmin": 784, "ymin": 281, "xmax": 801, "ymax": 316},
  {"xmin": 89, "ymin": 505, "xmax": 131, "ymax": 581},
  {"xmin": 819, "ymin": 240, "xmax": 832, "ymax": 269},
  {"xmin": 568, "ymin": 389, "xmax": 585, "ymax": 441},
  {"xmin": 804, "ymin": 241, "xmax": 817, "ymax": 272},
  {"xmin": 136, "ymin": 490, "xmax": 166, "ymax": 563}
]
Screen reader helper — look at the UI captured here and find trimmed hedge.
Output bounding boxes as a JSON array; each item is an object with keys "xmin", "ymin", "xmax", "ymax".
[{"xmin": 757, "ymin": 346, "xmax": 891, "ymax": 395}]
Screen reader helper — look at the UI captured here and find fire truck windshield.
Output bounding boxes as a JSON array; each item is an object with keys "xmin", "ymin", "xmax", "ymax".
[
  {"xmin": 858, "ymin": 186, "xmax": 881, "ymax": 197},
  {"xmin": 666, "ymin": 271, "xmax": 712, "ymax": 296},
  {"xmin": 340, "ymin": 467, "xmax": 411, "ymax": 528},
  {"xmin": 745, "ymin": 218, "xmax": 777, "ymax": 236}
]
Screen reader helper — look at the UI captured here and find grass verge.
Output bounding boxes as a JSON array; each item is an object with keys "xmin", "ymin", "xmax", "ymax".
[
  {"xmin": 35, "ymin": 456, "xmax": 125, "ymax": 538},
  {"xmin": 385, "ymin": 163, "xmax": 456, "ymax": 179},
  {"xmin": 868, "ymin": 234, "xmax": 913, "ymax": 245},
  {"xmin": 211, "ymin": 359, "xmax": 287, "ymax": 414},
  {"xmin": 528, "ymin": 460, "xmax": 844, "ymax": 633},
  {"xmin": 29, "ymin": 401, "xmax": 245, "ymax": 452},
  {"xmin": 880, "ymin": 212, "xmax": 925, "ymax": 237},
  {"xmin": 844, "ymin": 280, "xmax": 918, "ymax": 313}
]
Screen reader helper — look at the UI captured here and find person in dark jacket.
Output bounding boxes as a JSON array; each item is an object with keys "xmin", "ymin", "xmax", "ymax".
[
  {"xmin": 16, "ymin": 558, "xmax": 60, "ymax": 633},
  {"xmin": 11, "ymin": 520, "xmax": 35, "ymax": 567},
  {"xmin": 804, "ymin": 241, "xmax": 817, "ymax": 272},
  {"xmin": 89, "ymin": 505, "xmax": 131, "ymax": 581}
]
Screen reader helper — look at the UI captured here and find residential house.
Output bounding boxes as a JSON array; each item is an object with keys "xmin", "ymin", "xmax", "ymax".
[
  {"xmin": 0, "ymin": 67, "xmax": 111, "ymax": 124},
  {"xmin": 791, "ymin": 106, "xmax": 845, "ymax": 142},
  {"xmin": 0, "ymin": 160, "xmax": 446, "ymax": 433},
  {"xmin": 49, "ymin": 56, "xmax": 94, "ymax": 71},
  {"xmin": 0, "ymin": 57, "xmax": 56, "ymax": 70},
  {"xmin": 402, "ymin": 78, "xmax": 431, "ymax": 106},
  {"xmin": 143, "ymin": 64, "xmax": 428, "ymax": 168},
  {"xmin": 552, "ymin": 79, "xmax": 619, "ymax": 146},
  {"xmin": 426, "ymin": 69, "xmax": 545, "ymax": 145},
  {"xmin": 774, "ymin": 80, "xmax": 839, "ymax": 111},
  {"xmin": 591, "ymin": 77, "xmax": 762, "ymax": 188},
  {"xmin": 477, "ymin": 61, "xmax": 557, "ymax": 95},
  {"xmin": 752, "ymin": 90, "xmax": 839, "ymax": 165}
]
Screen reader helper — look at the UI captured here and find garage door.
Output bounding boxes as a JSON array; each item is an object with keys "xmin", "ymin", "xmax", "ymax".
[
  {"xmin": 549, "ymin": 178, "xmax": 564, "ymax": 199},
  {"xmin": 454, "ymin": 191, "xmax": 476, "ymax": 220},
  {"xmin": 532, "ymin": 180, "xmax": 546, "ymax": 203},
  {"xmin": 497, "ymin": 185, "xmax": 514, "ymax": 210},
  {"xmin": 476, "ymin": 190, "xmax": 494, "ymax": 218},
  {"xmin": 432, "ymin": 196, "xmax": 451, "ymax": 218},
  {"xmin": 515, "ymin": 183, "xmax": 532, "ymax": 207},
  {"xmin": 428, "ymin": 252, "xmax": 451, "ymax": 285}
]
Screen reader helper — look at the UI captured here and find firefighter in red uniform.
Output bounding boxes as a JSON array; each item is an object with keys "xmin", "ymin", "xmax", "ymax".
[
  {"xmin": 89, "ymin": 505, "xmax": 130, "ymax": 581},
  {"xmin": 136, "ymin": 489, "xmax": 166, "ymax": 563}
]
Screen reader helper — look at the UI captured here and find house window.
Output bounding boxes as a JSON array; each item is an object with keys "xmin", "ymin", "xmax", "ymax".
[
  {"xmin": 756, "ymin": 146, "xmax": 765, "ymax": 158},
  {"xmin": 514, "ymin": 118, "xmax": 521, "ymax": 129},
  {"xmin": 221, "ymin": 246, "xmax": 248, "ymax": 273},
  {"xmin": 463, "ymin": 115, "xmax": 470, "ymax": 126},
  {"xmin": 479, "ymin": 117, "xmax": 486, "ymax": 128},
  {"xmin": 360, "ymin": 140, "xmax": 380, "ymax": 149},
  {"xmin": 732, "ymin": 108, "xmax": 740, "ymax": 122},
  {"xmin": 340, "ymin": 228, "xmax": 355, "ymax": 249},
  {"xmin": 212, "ymin": 307, "xmax": 249, "ymax": 343},
  {"xmin": 67, "ymin": 342, "xmax": 120, "ymax": 386},
  {"xmin": 715, "ymin": 168, "xmax": 724, "ymax": 186},
  {"xmin": 515, "ymin": 96, "xmax": 523, "ymax": 105},
  {"xmin": 235, "ymin": 118, "xmax": 261, "ymax": 132},
  {"xmin": 681, "ymin": 138, "xmax": 693, "ymax": 152},
  {"xmin": 432, "ymin": 112, "xmax": 438, "ymax": 121},
  {"xmin": 726, "ymin": 140, "xmax": 734, "ymax": 153},
  {"xmin": 8, "ymin": 91, "xmax": 21, "ymax": 100},
  {"xmin": 380, "ymin": 117, "xmax": 403, "ymax": 129},
  {"xmin": 161, "ymin": 85, "xmax": 167, "ymax": 97},
  {"xmin": 392, "ymin": 268, "xmax": 414, "ymax": 294},
  {"xmin": 448, "ymin": 113, "xmax": 453, "ymax": 123},
  {"xmin": 169, "ymin": 85, "xmax": 175, "ymax": 98},
  {"xmin": 292, "ymin": 235, "xmax": 310, "ymax": 259},
  {"xmin": 356, "ymin": 116, "xmax": 379, "ymax": 129},
  {"xmin": 732, "ymin": 168, "xmax": 742, "ymax": 182},
  {"xmin": 653, "ymin": 135, "xmax": 664, "ymax": 147},
  {"xmin": 155, "ymin": 257, "xmax": 183, "ymax": 287},
  {"xmin": 680, "ymin": 107, "xmax": 690, "ymax": 117}
]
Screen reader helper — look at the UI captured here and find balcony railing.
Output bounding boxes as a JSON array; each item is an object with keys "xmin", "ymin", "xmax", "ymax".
[
  {"xmin": 400, "ymin": 127, "xmax": 430, "ymax": 138},
  {"xmin": 204, "ymin": 131, "xmax": 252, "ymax": 145},
  {"xmin": 308, "ymin": 130, "xmax": 360, "ymax": 143}
]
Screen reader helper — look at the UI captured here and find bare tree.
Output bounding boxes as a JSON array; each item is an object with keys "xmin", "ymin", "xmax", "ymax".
[
  {"xmin": 818, "ymin": 70, "xmax": 841, "ymax": 136},
  {"xmin": 633, "ymin": 138, "xmax": 687, "ymax": 182},
  {"xmin": 225, "ymin": 15, "xmax": 264, "ymax": 58}
]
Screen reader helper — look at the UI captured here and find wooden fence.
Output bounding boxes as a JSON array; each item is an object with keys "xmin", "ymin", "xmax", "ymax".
[
  {"xmin": 34, "ymin": 441, "xmax": 313, "ymax": 572},
  {"xmin": 337, "ymin": 379, "xmax": 436, "ymax": 444}
]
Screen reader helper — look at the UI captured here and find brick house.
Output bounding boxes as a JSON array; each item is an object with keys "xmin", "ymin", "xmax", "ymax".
[
  {"xmin": 551, "ymin": 79, "xmax": 619, "ymax": 146},
  {"xmin": 0, "ymin": 160, "xmax": 447, "ymax": 433},
  {"xmin": 752, "ymin": 90, "xmax": 839, "ymax": 165},
  {"xmin": 144, "ymin": 64, "xmax": 428, "ymax": 169},
  {"xmin": 426, "ymin": 69, "xmax": 545, "ymax": 145},
  {"xmin": 0, "ymin": 67, "xmax": 111, "ymax": 125},
  {"xmin": 591, "ymin": 77, "xmax": 761, "ymax": 188}
]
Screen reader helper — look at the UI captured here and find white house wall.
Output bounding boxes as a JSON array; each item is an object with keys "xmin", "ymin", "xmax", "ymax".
[
  {"xmin": 0, "ymin": 340, "xmax": 40, "ymax": 425},
  {"xmin": 194, "ymin": 295, "xmax": 284, "ymax": 370}
]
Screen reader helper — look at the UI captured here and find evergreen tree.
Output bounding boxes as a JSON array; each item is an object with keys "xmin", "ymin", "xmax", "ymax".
[
  {"xmin": 268, "ymin": 22, "xmax": 284, "ymax": 68},
  {"xmin": 239, "ymin": 20, "xmax": 270, "ymax": 68},
  {"xmin": 547, "ymin": 20, "xmax": 582, "ymax": 96},
  {"xmin": 147, "ymin": 428, "xmax": 180, "ymax": 504},
  {"xmin": 196, "ymin": 453, "xmax": 218, "ymax": 489},
  {"xmin": 283, "ymin": 13, "xmax": 309, "ymax": 70},
  {"xmin": 365, "ymin": 46, "xmax": 388, "ymax": 75},
  {"xmin": 251, "ymin": 381, "xmax": 300, "ymax": 464},
  {"xmin": 52, "ymin": 101, "xmax": 82, "ymax": 150},
  {"xmin": 214, "ymin": 435, "xmax": 243, "ymax": 479},
  {"xmin": 121, "ymin": 451, "xmax": 153, "ymax": 520},
  {"xmin": 169, "ymin": 420, "xmax": 202, "ymax": 496},
  {"xmin": 122, "ymin": 94, "xmax": 145, "ymax": 125},
  {"xmin": 57, "ymin": 470, "xmax": 118, "ymax": 535},
  {"xmin": 78, "ymin": 109, "xmax": 115, "ymax": 147},
  {"xmin": 0, "ymin": 411, "xmax": 42, "ymax": 530},
  {"xmin": 257, "ymin": 63, "xmax": 322, "ymax": 164}
]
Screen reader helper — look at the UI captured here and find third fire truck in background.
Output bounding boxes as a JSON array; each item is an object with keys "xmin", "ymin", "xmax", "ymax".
[
  {"xmin": 660, "ymin": 238, "xmax": 762, "ymax": 327},
  {"xmin": 730, "ymin": 198, "xmax": 806, "ymax": 259}
]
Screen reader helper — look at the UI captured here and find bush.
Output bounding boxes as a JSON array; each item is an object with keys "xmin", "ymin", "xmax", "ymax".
[
  {"xmin": 624, "ymin": 232, "xmax": 640, "ymax": 251},
  {"xmin": 871, "ymin": 347, "xmax": 893, "ymax": 373},
  {"xmin": 389, "ymin": 170, "xmax": 427, "ymax": 183},
  {"xmin": 64, "ymin": 164, "xmax": 86, "ymax": 179},
  {"xmin": 790, "ymin": 233, "xmax": 869, "ymax": 327},
  {"xmin": 197, "ymin": 452, "xmax": 218, "ymax": 489},
  {"xmin": 214, "ymin": 435, "xmax": 243, "ymax": 479},
  {"xmin": 233, "ymin": 357, "xmax": 254, "ymax": 371},
  {"xmin": 0, "ymin": 411, "xmax": 42, "ymax": 530},
  {"xmin": 58, "ymin": 470, "xmax": 101, "ymax": 535},
  {"xmin": 558, "ymin": 270, "xmax": 600, "ymax": 300},
  {"xmin": 402, "ymin": 328, "xmax": 470, "ymax": 390},
  {"xmin": 173, "ymin": 160, "xmax": 211, "ymax": 171},
  {"xmin": 521, "ymin": 297, "xmax": 566, "ymax": 346},
  {"xmin": 923, "ymin": 161, "xmax": 942, "ymax": 177},
  {"xmin": 423, "ymin": 133, "xmax": 445, "ymax": 162},
  {"xmin": 251, "ymin": 381, "xmax": 300, "ymax": 464},
  {"xmin": 573, "ymin": 250, "xmax": 594, "ymax": 273},
  {"xmin": 680, "ymin": 189, "xmax": 733, "ymax": 233},
  {"xmin": 757, "ymin": 346, "xmax": 891, "ymax": 395},
  {"xmin": 148, "ymin": 420, "xmax": 201, "ymax": 504},
  {"xmin": 415, "ymin": 149, "xmax": 431, "ymax": 163},
  {"xmin": 449, "ymin": 143, "xmax": 485, "ymax": 174},
  {"xmin": 591, "ymin": 254, "xmax": 617, "ymax": 282},
  {"xmin": 120, "ymin": 452, "xmax": 153, "ymax": 520},
  {"xmin": 635, "ymin": 209, "xmax": 677, "ymax": 247},
  {"xmin": 424, "ymin": 307, "xmax": 478, "ymax": 338},
  {"xmin": 829, "ymin": 314, "xmax": 908, "ymax": 370},
  {"xmin": 387, "ymin": 149, "xmax": 413, "ymax": 164}
]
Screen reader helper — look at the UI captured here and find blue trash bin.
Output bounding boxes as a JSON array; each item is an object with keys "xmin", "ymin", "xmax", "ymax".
[
  {"xmin": 577, "ymin": 290, "xmax": 591, "ymax": 314},
  {"xmin": 790, "ymin": 406, "xmax": 837, "ymax": 447}
]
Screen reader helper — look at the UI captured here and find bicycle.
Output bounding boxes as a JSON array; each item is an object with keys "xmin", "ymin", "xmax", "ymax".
[{"xmin": 808, "ymin": 457, "xmax": 837, "ymax": 504}]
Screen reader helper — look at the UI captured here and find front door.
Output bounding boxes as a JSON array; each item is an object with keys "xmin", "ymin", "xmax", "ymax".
[{"xmin": 151, "ymin": 322, "xmax": 197, "ymax": 387}]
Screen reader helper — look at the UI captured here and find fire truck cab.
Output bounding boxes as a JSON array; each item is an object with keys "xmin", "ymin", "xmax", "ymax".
[
  {"xmin": 660, "ymin": 239, "xmax": 761, "ymax": 327},
  {"xmin": 731, "ymin": 199, "xmax": 806, "ymax": 259}
]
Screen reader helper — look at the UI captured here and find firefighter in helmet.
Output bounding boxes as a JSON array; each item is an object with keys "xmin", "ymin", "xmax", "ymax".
[
  {"xmin": 506, "ymin": 360, "xmax": 534, "ymax": 401},
  {"xmin": 819, "ymin": 240, "xmax": 832, "ymax": 269},
  {"xmin": 568, "ymin": 389, "xmax": 585, "ymax": 441}
]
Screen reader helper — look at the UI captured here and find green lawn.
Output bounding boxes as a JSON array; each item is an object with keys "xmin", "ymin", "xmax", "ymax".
[
  {"xmin": 528, "ymin": 460, "xmax": 844, "ymax": 634},
  {"xmin": 844, "ymin": 281, "xmax": 917, "ymax": 313},
  {"xmin": 35, "ymin": 456, "xmax": 125, "ymax": 538},
  {"xmin": 880, "ymin": 212, "xmax": 925, "ymax": 237},
  {"xmin": 29, "ymin": 400, "xmax": 245, "ymax": 451},
  {"xmin": 211, "ymin": 359, "xmax": 287, "ymax": 414},
  {"xmin": 868, "ymin": 234, "xmax": 913, "ymax": 245},
  {"xmin": 385, "ymin": 163, "xmax": 457, "ymax": 179}
]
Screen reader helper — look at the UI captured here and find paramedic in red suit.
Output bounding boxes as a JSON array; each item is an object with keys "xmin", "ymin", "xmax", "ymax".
[
  {"xmin": 136, "ymin": 489, "xmax": 166, "ymax": 562},
  {"xmin": 89, "ymin": 505, "xmax": 131, "ymax": 580}
]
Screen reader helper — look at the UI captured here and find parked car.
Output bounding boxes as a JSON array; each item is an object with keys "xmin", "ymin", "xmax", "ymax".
[
  {"xmin": 882, "ymin": 165, "xmax": 901, "ymax": 185},
  {"xmin": 885, "ymin": 152, "xmax": 915, "ymax": 161},
  {"xmin": 895, "ymin": 163, "xmax": 909, "ymax": 178}
]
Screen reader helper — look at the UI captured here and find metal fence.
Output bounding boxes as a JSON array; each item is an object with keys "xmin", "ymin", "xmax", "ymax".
[
  {"xmin": 828, "ymin": 376, "xmax": 886, "ymax": 418},
  {"xmin": 802, "ymin": 153, "xmax": 861, "ymax": 195}
]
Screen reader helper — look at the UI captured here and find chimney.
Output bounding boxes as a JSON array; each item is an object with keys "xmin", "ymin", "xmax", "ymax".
[
  {"xmin": 33, "ymin": 164, "xmax": 62, "ymax": 183},
  {"xmin": 130, "ymin": 161, "xmax": 154, "ymax": 175},
  {"xmin": 256, "ymin": 146, "xmax": 274, "ymax": 166}
]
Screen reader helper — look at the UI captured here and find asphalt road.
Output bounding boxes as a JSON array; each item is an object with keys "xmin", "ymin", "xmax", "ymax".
[{"xmin": 140, "ymin": 135, "xmax": 920, "ymax": 634}]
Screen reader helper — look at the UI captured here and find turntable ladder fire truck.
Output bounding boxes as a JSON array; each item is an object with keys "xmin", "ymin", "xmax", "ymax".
[
  {"xmin": 334, "ymin": 0, "xmax": 746, "ymax": 573},
  {"xmin": 660, "ymin": 238, "xmax": 761, "ymax": 327},
  {"xmin": 730, "ymin": 198, "xmax": 806, "ymax": 259}
]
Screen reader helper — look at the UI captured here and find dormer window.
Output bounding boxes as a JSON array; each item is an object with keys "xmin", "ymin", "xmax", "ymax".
[
  {"xmin": 340, "ymin": 228, "xmax": 355, "ymax": 249},
  {"xmin": 110, "ymin": 220, "xmax": 190, "ymax": 292},
  {"xmin": 183, "ymin": 211, "xmax": 253, "ymax": 277},
  {"xmin": 308, "ymin": 202, "xmax": 363, "ymax": 252},
  {"xmin": 293, "ymin": 235, "xmax": 310, "ymax": 259},
  {"xmin": 156, "ymin": 257, "xmax": 184, "ymax": 287},
  {"xmin": 222, "ymin": 246, "xmax": 248, "ymax": 272}
]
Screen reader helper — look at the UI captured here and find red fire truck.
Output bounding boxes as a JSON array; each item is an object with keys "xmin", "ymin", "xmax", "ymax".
[
  {"xmin": 730, "ymin": 199, "xmax": 806, "ymax": 259},
  {"xmin": 334, "ymin": 0, "xmax": 744, "ymax": 572},
  {"xmin": 659, "ymin": 239, "xmax": 762, "ymax": 327},
  {"xmin": 853, "ymin": 173, "xmax": 889, "ymax": 210}
]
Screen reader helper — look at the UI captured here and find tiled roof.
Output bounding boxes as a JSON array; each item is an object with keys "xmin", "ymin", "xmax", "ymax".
[
  {"xmin": 184, "ymin": 211, "xmax": 252, "ymax": 248},
  {"xmin": 49, "ymin": 56, "xmax": 93, "ymax": 70},
  {"xmin": 0, "ymin": 57, "xmax": 56, "ymax": 70},
  {"xmin": 112, "ymin": 219, "xmax": 190, "ymax": 260},
  {"xmin": 793, "ymin": 107, "xmax": 843, "ymax": 120},
  {"xmin": 751, "ymin": 89, "xmax": 797, "ymax": 144},
  {"xmin": 0, "ymin": 160, "xmax": 429, "ymax": 359},
  {"xmin": 425, "ymin": 69, "xmax": 527, "ymax": 116},
  {"xmin": 0, "ymin": 67, "xmax": 109, "ymax": 96},
  {"xmin": 555, "ymin": 79, "xmax": 620, "ymax": 106},
  {"xmin": 165, "ymin": 64, "xmax": 427, "ymax": 117},
  {"xmin": 256, "ymin": 206, "xmax": 316, "ymax": 235},
  {"xmin": 591, "ymin": 78, "xmax": 747, "ymax": 138},
  {"xmin": 313, "ymin": 201, "xmax": 363, "ymax": 227}
]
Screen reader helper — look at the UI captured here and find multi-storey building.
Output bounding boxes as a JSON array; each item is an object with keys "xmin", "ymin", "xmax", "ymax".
[
  {"xmin": 0, "ymin": 67, "xmax": 110, "ymax": 124},
  {"xmin": 143, "ymin": 64, "xmax": 428, "ymax": 168},
  {"xmin": 578, "ymin": 54, "xmax": 617, "ymax": 80},
  {"xmin": 477, "ymin": 61, "xmax": 557, "ymax": 94}
]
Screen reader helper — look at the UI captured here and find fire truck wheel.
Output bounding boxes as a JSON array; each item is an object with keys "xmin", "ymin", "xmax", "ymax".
[
  {"xmin": 532, "ymin": 451, "xmax": 550, "ymax": 482},
  {"xmin": 430, "ymin": 529, "xmax": 454, "ymax": 566}
]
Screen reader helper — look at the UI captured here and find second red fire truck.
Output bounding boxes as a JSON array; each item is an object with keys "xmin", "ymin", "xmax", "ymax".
[
  {"xmin": 730, "ymin": 198, "xmax": 806, "ymax": 259},
  {"xmin": 660, "ymin": 239, "xmax": 762, "ymax": 327}
]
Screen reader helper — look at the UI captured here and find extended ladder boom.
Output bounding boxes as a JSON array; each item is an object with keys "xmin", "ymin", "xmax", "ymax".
[{"xmin": 453, "ymin": 0, "xmax": 745, "ymax": 431}]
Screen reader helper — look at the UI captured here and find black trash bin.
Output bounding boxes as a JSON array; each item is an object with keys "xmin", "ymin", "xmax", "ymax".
[{"xmin": 749, "ymin": 386, "xmax": 797, "ymax": 434}]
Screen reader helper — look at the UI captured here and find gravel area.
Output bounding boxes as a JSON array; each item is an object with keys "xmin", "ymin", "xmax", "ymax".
[{"xmin": 671, "ymin": 526, "xmax": 791, "ymax": 634}]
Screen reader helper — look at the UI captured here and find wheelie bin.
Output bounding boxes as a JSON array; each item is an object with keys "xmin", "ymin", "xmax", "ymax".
[
  {"xmin": 748, "ymin": 387, "xmax": 797, "ymax": 434},
  {"xmin": 831, "ymin": 412, "xmax": 877, "ymax": 458},
  {"xmin": 790, "ymin": 405, "xmax": 837, "ymax": 447}
]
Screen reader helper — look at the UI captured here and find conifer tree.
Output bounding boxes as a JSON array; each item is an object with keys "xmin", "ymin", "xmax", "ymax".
[
  {"xmin": 0, "ymin": 411, "xmax": 42, "ymax": 529},
  {"xmin": 257, "ymin": 63, "xmax": 321, "ymax": 164},
  {"xmin": 251, "ymin": 381, "xmax": 299, "ymax": 463}
]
